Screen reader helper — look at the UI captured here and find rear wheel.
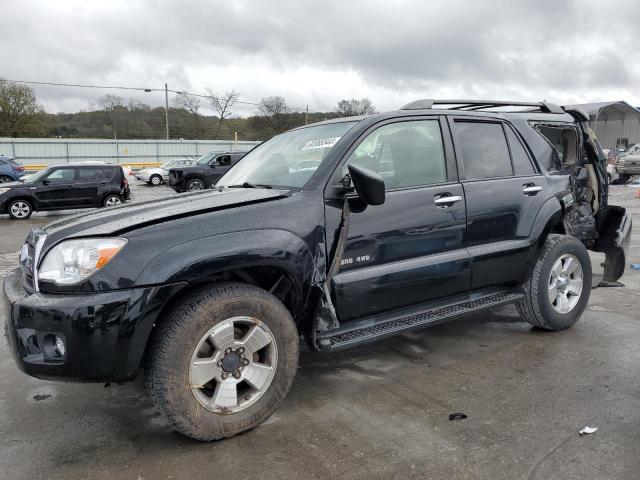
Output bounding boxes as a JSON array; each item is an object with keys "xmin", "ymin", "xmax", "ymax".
[
  {"xmin": 0, "ymin": 175, "xmax": 13, "ymax": 183},
  {"xmin": 150, "ymin": 174, "xmax": 162, "ymax": 186},
  {"xmin": 186, "ymin": 178, "xmax": 206, "ymax": 191},
  {"xmin": 103, "ymin": 194, "xmax": 123, "ymax": 207},
  {"xmin": 517, "ymin": 234, "xmax": 591, "ymax": 330},
  {"xmin": 8, "ymin": 199, "xmax": 32, "ymax": 219},
  {"xmin": 146, "ymin": 282, "xmax": 299, "ymax": 441}
]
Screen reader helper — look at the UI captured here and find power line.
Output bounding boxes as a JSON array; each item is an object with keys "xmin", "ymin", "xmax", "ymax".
[{"xmin": 4, "ymin": 78, "xmax": 314, "ymax": 112}]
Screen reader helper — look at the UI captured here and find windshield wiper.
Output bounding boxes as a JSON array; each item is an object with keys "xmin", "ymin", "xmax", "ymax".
[{"xmin": 227, "ymin": 182, "xmax": 272, "ymax": 189}]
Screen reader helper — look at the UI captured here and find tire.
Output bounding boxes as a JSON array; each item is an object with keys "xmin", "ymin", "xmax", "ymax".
[
  {"xmin": 150, "ymin": 174, "xmax": 163, "ymax": 186},
  {"xmin": 0, "ymin": 175, "xmax": 13, "ymax": 183},
  {"xmin": 146, "ymin": 282, "xmax": 299, "ymax": 441},
  {"xmin": 103, "ymin": 194, "xmax": 123, "ymax": 208},
  {"xmin": 186, "ymin": 178, "xmax": 206, "ymax": 191},
  {"xmin": 517, "ymin": 234, "xmax": 591, "ymax": 330},
  {"xmin": 8, "ymin": 199, "xmax": 33, "ymax": 219}
]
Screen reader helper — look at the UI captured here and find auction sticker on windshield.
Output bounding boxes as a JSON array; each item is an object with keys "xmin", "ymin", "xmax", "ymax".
[{"xmin": 302, "ymin": 137, "xmax": 341, "ymax": 150}]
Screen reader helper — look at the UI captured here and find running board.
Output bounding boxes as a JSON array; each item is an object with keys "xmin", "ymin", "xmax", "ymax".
[{"xmin": 316, "ymin": 289, "xmax": 524, "ymax": 351}]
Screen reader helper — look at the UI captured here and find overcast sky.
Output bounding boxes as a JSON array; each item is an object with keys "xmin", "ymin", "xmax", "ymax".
[{"xmin": 1, "ymin": 0, "xmax": 638, "ymax": 116}]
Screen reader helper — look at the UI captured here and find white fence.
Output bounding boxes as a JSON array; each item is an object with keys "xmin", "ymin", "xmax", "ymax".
[{"xmin": 0, "ymin": 138, "xmax": 261, "ymax": 167}]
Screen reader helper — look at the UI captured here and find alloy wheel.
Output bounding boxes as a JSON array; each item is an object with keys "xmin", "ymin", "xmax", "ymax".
[
  {"xmin": 548, "ymin": 253, "xmax": 584, "ymax": 314},
  {"xmin": 105, "ymin": 196, "xmax": 122, "ymax": 207},
  {"xmin": 10, "ymin": 201, "xmax": 31, "ymax": 218},
  {"xmin": 188, "ymin": 180, "xmax": 205, "ymax": 191},
  {"xmin": 189, "ymin": 316, "xmax": 278, "ymax": 414}
]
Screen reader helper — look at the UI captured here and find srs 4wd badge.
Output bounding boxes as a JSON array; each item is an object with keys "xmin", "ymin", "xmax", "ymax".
[{"xmin": 340, "ymin": 255, "xmax": 371, "ymax": 266}]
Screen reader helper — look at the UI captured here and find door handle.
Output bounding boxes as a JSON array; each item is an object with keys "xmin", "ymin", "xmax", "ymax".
[
  {"xmin": 434, "ymin": 194, "xmax": 462, "ymax": 206},
  {"xmin": 522, "ymin": 184, "xmax": 543, "ymax": 195}
]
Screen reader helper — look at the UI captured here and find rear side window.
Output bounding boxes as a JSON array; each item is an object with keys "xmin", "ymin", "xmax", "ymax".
[
  {"xmin": 455, "ymin": 121, "xmax": 513, "ymax": 179},
  {"xmin": 505, "ymin": 126, "xmax": 536, "ymax": 175},
  {"xmin": 77, "ymin": 167, "xmax": 115, "ymax": 182}
]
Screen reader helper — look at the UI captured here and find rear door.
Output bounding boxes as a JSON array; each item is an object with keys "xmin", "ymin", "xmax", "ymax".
[
  {"xmin": 328, "ymin": 117, "xmax": 469, "ymax": 322},
  {"xmin": 450, "ymin": 118, "xmax": 549, "ymax": 289},
  {"xmin": 33, "ymin": 167, "xmax": 77, "ymax": 209},
  {"xmin": 74, "ymin": 167, "xmax": 110, "ymax": 206}
]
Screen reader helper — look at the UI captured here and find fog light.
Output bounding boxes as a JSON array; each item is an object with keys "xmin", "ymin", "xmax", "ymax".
[{"xmin": 55, "ymin": 336, "xmax": 66, "ymax": 356}]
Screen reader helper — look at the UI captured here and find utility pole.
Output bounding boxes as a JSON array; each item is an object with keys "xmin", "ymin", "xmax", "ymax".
[
  {"xmin": 164, "ymin": 83, "xmax": 170, "ymax": 140},
  {"xmin": 305, "ymin": 105, "xmax": 309, "ymax": 125}
]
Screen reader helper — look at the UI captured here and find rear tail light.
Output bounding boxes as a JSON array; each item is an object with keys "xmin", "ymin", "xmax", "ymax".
[
  {"xmin": 122, "ymin": 177, "xmax": 129, "ymax": 188},
  {"xmin": 15, "ymin": 165, "xmax": 25, "ymax": 172}
]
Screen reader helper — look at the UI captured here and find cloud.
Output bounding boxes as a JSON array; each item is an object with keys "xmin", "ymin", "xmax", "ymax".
[{"xmin": 1, "ymin": 0, "xmax": 639, "ymax": 115}]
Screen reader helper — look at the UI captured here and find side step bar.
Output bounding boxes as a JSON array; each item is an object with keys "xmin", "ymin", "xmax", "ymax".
[{"xmin": 317, "ymin": 289, "xmax": 524, "ymax": 351}]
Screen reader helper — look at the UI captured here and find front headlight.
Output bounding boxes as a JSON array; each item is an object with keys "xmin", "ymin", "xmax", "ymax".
[{"xmin": 39, "ymin": 238, "xmax": 127, "ymax": 285}]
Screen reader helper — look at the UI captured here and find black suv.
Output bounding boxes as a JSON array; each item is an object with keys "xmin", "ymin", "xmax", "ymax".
[
  {"xmin": 0, "ymin": 163, "xmax": 130, "ymax": 219},
  {"xmin": 3, "ymin": 100, "xmax": 631, "ymax": 441},
  {"xmin": 168, "ymin": 151, "xmax": 246, "ymax": 192}
]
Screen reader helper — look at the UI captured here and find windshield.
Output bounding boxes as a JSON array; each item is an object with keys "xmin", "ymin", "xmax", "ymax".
[
  {"xmin": 218, "ymin": 121, "xmax": 358, "ymax": 189},
  {"xmin": 196, "ymin": 153, "xmax": 216, "ymax": 165}
]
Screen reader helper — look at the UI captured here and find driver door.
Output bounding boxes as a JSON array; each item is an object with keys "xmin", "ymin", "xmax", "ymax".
[
  {"xmin": 33, "ymin": 167, "xmax": 77, "ymax": 209},
  {"xmin": 326, "ymin": 117, "xmax": 470, "ymax": 322}
]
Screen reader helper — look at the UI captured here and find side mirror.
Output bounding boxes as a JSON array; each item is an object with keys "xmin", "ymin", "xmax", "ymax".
[
  {"xmin": 347, "ymin": 163, "xmax": 385, "ymax": 206},
  {"xmin": 42, "ymin": 179, "xmax": 50, "ymax": 185}
]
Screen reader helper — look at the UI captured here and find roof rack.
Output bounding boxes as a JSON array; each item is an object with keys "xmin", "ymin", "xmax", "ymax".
[{"xmin": 400, "ymin": 99, "xmax": 565, "ymax": 114}]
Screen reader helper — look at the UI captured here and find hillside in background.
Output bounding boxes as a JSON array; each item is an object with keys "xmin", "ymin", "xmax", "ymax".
[{"xmin": 44, "ymin": 108, "xmax": 340, "ymax": 141}]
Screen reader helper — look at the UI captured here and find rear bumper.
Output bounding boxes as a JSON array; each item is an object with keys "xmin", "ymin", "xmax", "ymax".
[
  {"xmin": 3, "ymin": 268, "xmax": 185, "ymax": 382},
  {"xmin": 135, "ymin": 173, "xmax": 151, "ymax": 182},
  {"xmin": 594, "ymin": 205, "xmax": 632, "ymax": 282}
]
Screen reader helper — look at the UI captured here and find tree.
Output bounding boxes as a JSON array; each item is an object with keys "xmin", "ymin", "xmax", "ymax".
[
  {"xmin": 254, "ymin": 96, "xmax": 295, "ymax": 134},
  {"xmin": 206, "ymin": 89, "xmax": 239, "ymax": 139},
  {"xmin": 98, "ymin": 94, "xmax": 125, "ymax": 139},
  {"xmin": 336, "ymin": 98, "xmax": 377, "ymax": 117},
  {"xmin": 174, "ymin": 92, "xmax": 206, "ymax": 138},
  {"xmin": 0, "ymin": 79, "xmax": 47, "ymax": 137}
]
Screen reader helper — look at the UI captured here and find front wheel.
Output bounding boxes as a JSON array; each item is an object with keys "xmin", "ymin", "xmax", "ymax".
[
  {"xmin": 8, "ymin": 199, "xmax": 33, "ymax": 219},
  {"xmin": 517, "ymin": 234, "xmax": 592, "ymax": 330},
  {"xmin": 186, "ymin": 178, "xmax": 206, "ymax": 191},
  {"xmin": 150, "ymin": 174, "xmax": 163, "ymax": 186},
  {"xmin": 146, "ymin": 282, "xmax": 299, "ymax": 441}
]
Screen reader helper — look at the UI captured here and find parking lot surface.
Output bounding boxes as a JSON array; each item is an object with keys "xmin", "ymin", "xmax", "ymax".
[{"xmin": 1, "ymin": 182, "xmax": 639, "ymax": 479}]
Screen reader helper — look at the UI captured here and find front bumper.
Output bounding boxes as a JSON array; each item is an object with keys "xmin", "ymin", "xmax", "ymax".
[{"xmin": 3, "ymin": 268, "xmax": 185, "ymax": 382}]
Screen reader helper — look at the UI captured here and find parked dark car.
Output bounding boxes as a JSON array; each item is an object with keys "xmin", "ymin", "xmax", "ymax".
[
  {"xmin": 0, "ymin": 163, "xmax": 130, "ymax": 219},
  {"xmin": 168, "ymin": 151, "xmax": 246, "ymax": 192},
  {"xmin": 3, "ymin": 100, "xmax": 631, "ymax": 441},
  {"xmin": 0, "ymin": 156, "xmax": 25, "ymax": 183}
]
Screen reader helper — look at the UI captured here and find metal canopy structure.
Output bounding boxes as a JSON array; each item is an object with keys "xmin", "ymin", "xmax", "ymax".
[{"xmin": 565, "ymin": 101, "xmax": 640, "ymax": 149}]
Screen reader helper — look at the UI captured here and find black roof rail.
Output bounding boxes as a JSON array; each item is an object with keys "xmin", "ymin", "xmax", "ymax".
[{"xmin": 400, "ymin": 99, "xmax": 565, "ymax": 114}]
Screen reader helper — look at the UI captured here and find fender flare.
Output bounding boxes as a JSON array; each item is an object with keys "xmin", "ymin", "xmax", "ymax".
[
  {"xmin": 529, "ymin": 196, "xmax": 563, "ymax": 244},
  {"xmin": 136, "ymin": 228, "xmax": 322, "ymax": 318}
]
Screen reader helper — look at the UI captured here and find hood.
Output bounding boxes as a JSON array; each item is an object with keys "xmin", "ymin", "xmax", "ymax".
[
  {"xmin": 41, "ymin": 188, "xmax": 289, "ymax": 239},
  {"xmin": 0, "ymin": 180, "xmax": 26, "ymax": 188}
]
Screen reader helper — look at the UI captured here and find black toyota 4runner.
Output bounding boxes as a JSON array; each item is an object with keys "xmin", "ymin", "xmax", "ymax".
[
  {"xmin": 3, "ymin": 100, "xmax": 631, "ymax": 441},
  {"xmin": 168, "ymin": 151, "xmax": 246, "ymax": 192}
]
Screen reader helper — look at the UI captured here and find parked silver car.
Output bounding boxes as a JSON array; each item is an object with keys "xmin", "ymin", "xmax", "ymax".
[{"xmin": 135, "ymin": 159, "xmax": 193, "ymax": 185}]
